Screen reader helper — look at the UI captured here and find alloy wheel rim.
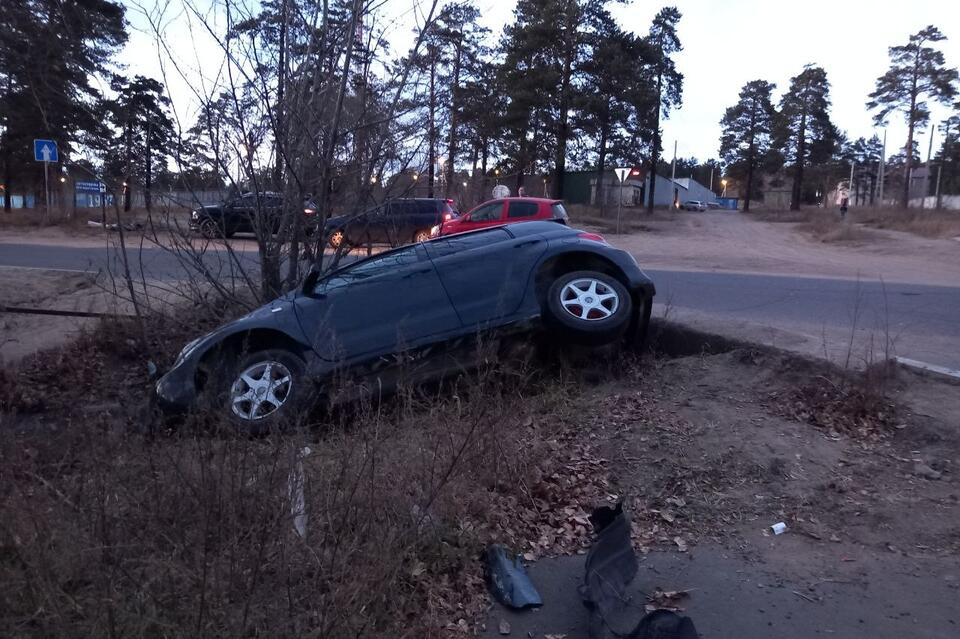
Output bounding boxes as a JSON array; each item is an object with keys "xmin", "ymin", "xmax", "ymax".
[
  {"xmin": 559, "ymin": 278, "xmax": 619, "ymax": 321},
  {"xmin": 229, "ymin": 360, "xmax": 293, "ymax": 421}
]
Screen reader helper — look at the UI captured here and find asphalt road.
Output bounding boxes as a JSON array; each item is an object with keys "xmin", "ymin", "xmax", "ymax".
[{"xmin": 2, "ymin": 241, "xmax": 958, "ymax": 369}]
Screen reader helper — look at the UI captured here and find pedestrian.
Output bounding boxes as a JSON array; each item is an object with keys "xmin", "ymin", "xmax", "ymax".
[
  {"xmin": 840, "ymin": 196, "xmax": 848, "ymax": 220},
  {"xmin": 517, "ymin": 186, "xmax": 526, "ymax": 197}
]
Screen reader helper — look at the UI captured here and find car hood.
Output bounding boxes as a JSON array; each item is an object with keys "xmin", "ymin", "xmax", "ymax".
[{"xmin": 175, "ymin": 293, "xmax": 308, "ymax": 366}]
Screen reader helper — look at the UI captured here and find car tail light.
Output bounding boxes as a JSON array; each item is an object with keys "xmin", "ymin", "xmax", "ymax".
[
  {"xmin": 577, "ymin": 232, "xmax": 607, "ymax": 243},
  {"xmin": 304, "ymin": 208, "xmax": 316, "ymax": 216},
  {"xmin": 443, "ymin": 212, "xmax": 453, "ymax": 221}
]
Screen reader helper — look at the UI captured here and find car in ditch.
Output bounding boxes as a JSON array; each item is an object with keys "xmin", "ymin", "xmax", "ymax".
[{"xmin": 155, "ymin": 221, "xmax": 655, "ymax": 433}]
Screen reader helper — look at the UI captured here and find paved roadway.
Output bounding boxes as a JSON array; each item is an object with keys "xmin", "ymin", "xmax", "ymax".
[{"xmin": 2, "ymin": 240, "xmax": 958, "ymax": 369}]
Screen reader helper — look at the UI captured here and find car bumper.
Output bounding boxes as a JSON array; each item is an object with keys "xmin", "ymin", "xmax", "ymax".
[{"xmin": 155, "ymin": 361, "xmax": 199, "ymax": 414}]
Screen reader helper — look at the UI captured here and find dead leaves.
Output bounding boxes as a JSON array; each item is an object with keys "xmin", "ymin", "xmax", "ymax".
[{"xmin": 645, "ymin": 588, "xmax": 693, "ymax": 613}]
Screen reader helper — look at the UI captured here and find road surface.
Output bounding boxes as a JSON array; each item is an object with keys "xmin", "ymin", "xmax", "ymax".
[{"xmin": 2, "ymin": 240, "xmax": 958, "ymax": 370}]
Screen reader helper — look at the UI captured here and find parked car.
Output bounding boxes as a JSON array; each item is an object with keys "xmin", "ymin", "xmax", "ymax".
[
  {"xmin": 432, "ymin": 197, "xmax": 568, "ymax": 237},
  {"xmin": 155, "ymin": 221, "xmax": 656, "ymax": 433},
  {"xmin": 324, "ymin": 198, "xmax": 458, "ymax": 248},
  {"xmin": 190, "ymin": 192, "xmax": 319, "ymax": 238},
  {"xmin": 681, "ymin": 200, "xmax": 707, "ymax": 212}
]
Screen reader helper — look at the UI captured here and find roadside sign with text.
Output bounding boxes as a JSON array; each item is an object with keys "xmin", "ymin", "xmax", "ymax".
[
  {"xmin": 33, "ymin": 139, "xmax": 58, "ymax": 163},
  {"xmin": 76, "ymin": 181, "xmax": 106, "ymax": 193}
]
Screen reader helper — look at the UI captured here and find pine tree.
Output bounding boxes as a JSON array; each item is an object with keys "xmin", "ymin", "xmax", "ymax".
[
  {"xmin": 867, "ymin": 26, "xmax": 959, "ymax": 208},
  {"xmin": 719, "ymin": 80, "xmax": 778, "ymax": 211},
  {"xmin": 644, "ymin": 7, "xmax": 683, "ymax": 212},
  {"xmin": 777, "ymin": 65, "xmax": 838, "ymax": 210},
  {"xmin": 104, "ymin": 76, "xmax": 176, "ymax": 211}
]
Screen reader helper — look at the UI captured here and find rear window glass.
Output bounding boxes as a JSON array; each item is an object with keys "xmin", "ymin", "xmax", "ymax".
[
  {"xmin": 551, "ymin": 203, "xmax": 568, "ymax": 219},
  {"xmin": 508, "ymin": 201, "xmax": 539, "ymax": 218}
]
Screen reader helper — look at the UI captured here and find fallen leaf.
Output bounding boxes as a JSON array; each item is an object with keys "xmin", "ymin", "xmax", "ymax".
[
  {"xmin": 499, "ymin": 619, "xmax": 511, "ymax": 635},
  {"xmin": 674, "ymin": 536, "xmax": 688, "ymax": 552}
]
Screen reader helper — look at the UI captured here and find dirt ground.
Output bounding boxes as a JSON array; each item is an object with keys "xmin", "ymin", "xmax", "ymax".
[
  {"xmin": 481, "ymin": 336, "xmax": 960, "ymax": 638},
  {"xmin": 0, "ymin": 268, "xmax": 106, "ymax": 362},
  {"xmin": 589, "ymin": 210, "xmax": 960, "ymax": 287}
]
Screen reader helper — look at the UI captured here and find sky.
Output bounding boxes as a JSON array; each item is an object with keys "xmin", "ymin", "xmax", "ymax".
[{"xmin": 123, "ymin": 0, "xmax": 960, "ymax": 164}]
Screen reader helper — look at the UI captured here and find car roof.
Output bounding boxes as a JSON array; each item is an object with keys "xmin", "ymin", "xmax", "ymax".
[{"xmin": 500, "ymin": 197, "xmax": 561, "ymax": 203}]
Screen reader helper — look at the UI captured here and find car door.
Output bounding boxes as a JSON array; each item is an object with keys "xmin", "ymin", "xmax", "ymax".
[
  {"xmin": 457, "ymin": 200, "xmax": 505, "ymax": 232},
  {"xmin": 297, "ymin": 243, "xmax": 461, "ymax": 361},
  {"xmin": 424, "ymin": 227, "xmax": 547, "ymax": 327}
]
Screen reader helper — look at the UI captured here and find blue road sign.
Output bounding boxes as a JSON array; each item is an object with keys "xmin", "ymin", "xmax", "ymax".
[
  {"xmin": 34, "ymin": 139, "xmax": 59, "ymax": 162},
  {"xmin": 76, "ymin": 181, "xmax": 106, "ymax": 193}
]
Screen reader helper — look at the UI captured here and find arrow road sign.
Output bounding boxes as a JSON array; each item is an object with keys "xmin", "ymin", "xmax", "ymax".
[
  {"xmin": 614, "ymin": 167, "xmax": 630, "ymax": 183},
  {"xmin": 34, "ymin": 139, "xmax": 59, "ymax": 163}
]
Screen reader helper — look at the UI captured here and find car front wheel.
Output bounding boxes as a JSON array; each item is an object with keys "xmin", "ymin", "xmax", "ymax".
[
  {"xmin": 545, "ymin": 270, "xmax": 632, "ymax": 344},
  {"xmin": 221, "ymin": 349, "xmax": 310, "ymax": 434},
  {"xmin": 413, "ymin": 228, "xmax": 431, "ymax": 243},
  {"xmin": 328, "ymin": 229, "xmax": 345, "ymax": 248}
]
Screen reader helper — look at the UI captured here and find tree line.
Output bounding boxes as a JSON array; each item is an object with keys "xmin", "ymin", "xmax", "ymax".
[{"xmin": 720, "ymin": 25, "xmax": 960, "ymax": 212}]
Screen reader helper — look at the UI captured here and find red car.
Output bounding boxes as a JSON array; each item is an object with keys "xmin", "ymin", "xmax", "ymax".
[{"xmin": 431, "ymin": 197, "xmax": 569, "ymax": 237}]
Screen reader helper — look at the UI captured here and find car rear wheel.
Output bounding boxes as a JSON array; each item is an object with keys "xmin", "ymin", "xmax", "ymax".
[
  {"xmin": 545, "ymin": 270, "xmax": 632, "ymax": 344},
  {"xmin": 413, "ymin": 228, "xmax": 431, "ymax": 243},
  {"xmin": 219, "ymin": 349, "xmax": 310, "ymax": 434}
]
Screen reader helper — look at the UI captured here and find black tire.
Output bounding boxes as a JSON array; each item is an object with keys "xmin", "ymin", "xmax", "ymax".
[
  {"xmin": 545, "ymin": 270, "xmax": 632, "ymax": 345},
  {"xmin": 199, "ymin": 218, "xmax": 222, "ymax": 239},
  {"xmin": 214, "ymin": 349, "xmax": 311, "ymax": 435}
]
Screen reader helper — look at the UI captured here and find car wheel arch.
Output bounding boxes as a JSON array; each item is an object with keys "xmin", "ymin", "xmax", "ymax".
[
  {"xmin": 533, "ymin": 251, "xmax": 629, "ymax": 307},
  {"xmin": 195, "ymin": 328, "xmax": 310, "ymax": 393}
]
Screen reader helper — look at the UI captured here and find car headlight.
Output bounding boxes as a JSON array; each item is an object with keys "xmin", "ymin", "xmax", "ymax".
[
  {"xmin": 191, "ymin": 210, "xmax": 199, "ymax": 220},
  {"xmin": 430, "ymin": 224, "xmax": 441, "ymax": 237}
]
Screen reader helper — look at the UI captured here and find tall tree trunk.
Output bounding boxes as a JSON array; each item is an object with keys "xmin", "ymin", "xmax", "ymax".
[
  {"xmin": 744, "ymin": 105, "xmax": 757, "ymax": 212},
  {"xmin": 790, "ymin": 110, "xmax": 807, "ymax": 211},
  {"xmin": 480, "ymin": 138, "xmax": 489, "ymax": 202},
  {"xmin": 646, "ymin": 71, "xmax": 663, "ymax": 213},
  {"xmin": 273, "ymin": 0, "xmax": 287, "ymax": 189},
  {"xmin": 428, "ymin": 46, "xmax": 437, "ymax": 198},
  {"xmin": 516, "ymin": 127, "xmax": 528, "ymax": 191},
  {"xmin": 595, "ymin": 110, "xmax": 609, "ymax": 214},
  {"xmin": 144, "ymin": 121, "xmax": 153, "ymax": 212},
  {"xmin": 902, "ymin": 50, "xmax": 921, "ymax": 209},
  {"xmin": 3, "ymin": 158, "xmax": 11, "ymax": 212},
  {"xmin": 445, "ymin": 37, "xmax": 463, "ymax": 197},
  {"xmin": 552, "ymin": 0, "xmax": 577, "ymax": 200},
  {"xmin": 468, "ymin": 142, "xmax": 479, "ymax": 206}
]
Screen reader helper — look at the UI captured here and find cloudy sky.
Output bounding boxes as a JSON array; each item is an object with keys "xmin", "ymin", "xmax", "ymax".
[{"xmin": 125, "ymin": 0, "xmax": 960, "ymax": 164}]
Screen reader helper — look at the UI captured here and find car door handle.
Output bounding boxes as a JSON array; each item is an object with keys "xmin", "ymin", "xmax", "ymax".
[{"xmin": 513, "ymin": 239, "xmax": 542, "ymax": 248}]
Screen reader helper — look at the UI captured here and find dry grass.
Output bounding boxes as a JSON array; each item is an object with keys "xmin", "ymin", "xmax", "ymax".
[
  {"xmin": 748, "ymin": 206, "xmax": 960, "ymax": 240},
  {"xmin": 0, "ymin": 310, "xmax": 616, "ymax": 637},
  {"xmin": 852, "ymin": 206, "xmax": 960, "ymax": 239}
]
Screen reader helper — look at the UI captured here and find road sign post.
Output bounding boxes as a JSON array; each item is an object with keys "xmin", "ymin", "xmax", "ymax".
[
  {"xmin": 614, "ymin": 168, "xmax": 630, "ymax": 235},
  {"xmin": 33, "ymin": 139, "xmax": 59, "ymax": 220}
]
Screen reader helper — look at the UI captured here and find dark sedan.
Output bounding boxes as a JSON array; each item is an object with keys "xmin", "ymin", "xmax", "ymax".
[{"xmin": 156, "ymin": 221, "xmax": 655, "ymax": 432}]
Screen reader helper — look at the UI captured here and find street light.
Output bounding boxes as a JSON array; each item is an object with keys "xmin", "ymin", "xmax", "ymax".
[
  {"xmin": 721, "ymin": 179, "xmax": 727, "ymax": 198},
  {"xmin": 412, "ymin": 173, "xmax": 419, "ymax": 181},
  {"xmin": 370, "ymin": 176, "xmax": 377, "ymax": 184},
  {"xmin": 59, "ymin": 176, "xmax": 66, "ymax": 183}
]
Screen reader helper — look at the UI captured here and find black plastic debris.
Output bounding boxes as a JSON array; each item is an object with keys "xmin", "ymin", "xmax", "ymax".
[
  {"xmin": 581, "ymin": 502, "xmax": 700, "ymax": 639},
  {"xmin": 484, "ymin": 544, "xmax": 543, "ymax": 609}
]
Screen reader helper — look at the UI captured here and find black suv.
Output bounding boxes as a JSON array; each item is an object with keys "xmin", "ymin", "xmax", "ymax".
[
  {"xmin": 324, "ymin": 198, "xmax": 458, "ymax": 248},
  {"xmin": 190, "ymin": 192, "xmax": 318, "ymax": 238}
]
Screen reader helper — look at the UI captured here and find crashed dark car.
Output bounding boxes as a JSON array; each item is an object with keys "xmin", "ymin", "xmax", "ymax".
[{"xmin": 155, "ymin": 221, "xmax": 656, "ymax": 433}]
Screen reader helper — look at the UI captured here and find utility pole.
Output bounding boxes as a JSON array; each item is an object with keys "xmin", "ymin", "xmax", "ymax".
[
  {"xmin": 709, "ymin": 166, "xmax": 714, "ymax": 194},
  {"xmin": 670, "ymin": 140, "xmax": 677, "ymax": 181},
  {"xmin": 848, "ymin": 160, "xmax": 855, "ymax": 209}
]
